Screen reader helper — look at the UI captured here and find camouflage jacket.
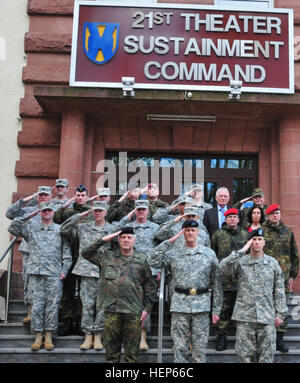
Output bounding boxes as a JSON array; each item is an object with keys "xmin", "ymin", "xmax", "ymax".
[
  {"xmin": 150, "ymin": 240, "xmax": 223, "ymax": 315},
  {"xmin": 152, "ymin": 206, "xmax": 176, "ymax": 225},
  {"xmin": 106, "ymin": 198, "xmax": 135, "ymax": 223},
  {"xmin": 211, "ymin": 224, "xmax": 248, "ymax": 290},
  {"xmin": 81, "ymin": 239, "xmax": 156, "ymax": 315},
  {"xmin": 233, "ymin": 201, "xmax": 268, "ymax": 228},
  {"xmin": 8, "ymin": 214, "xmax": 72, "ymax": 277},
  {"xmin": 262, "ymin": 220, "xmax": 299, "ymax": 289},
  {"xmin": 148, "ymin": 199, "xmax": 169, "ymax": 221},
  {"xmin": 6, "ymin": 198, "xmax": 41, "ymax": 253},
  {"xmin": 220, "ymin": 249, "xmax": 288, "ymax": 324},
  {"xmin": 155, "ymin": 218, "xmax": 210, "ymax": 248},
  {"xmin": 117, "ymin": 216, "xmax": 160, "ymax": 274},
  {"xmin": 60, "ymin": 214, "xmax": 114, "ymax": 278},
  {"xmin": 54, "ymin": 202, "xmax": 92, "ymax": 265},
  {"xmin": 191, "ymin": 201, "xmax": 213, "ymax": 222}
]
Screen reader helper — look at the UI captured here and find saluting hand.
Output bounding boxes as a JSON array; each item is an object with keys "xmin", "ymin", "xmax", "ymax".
[
  {"xmin": 63, "ymin": 196, "xmax": 75, "ymax": 209},
  {"xmin": 127, "ymin": 208, "xmax": 137, "ymax": 221},
  {"xmin": 27, "ymin": 209, "xmax": 41, "ymax": 219},
  {"xmin": 241, "ymin": 239, "xmax": 253, "ymax": 253},
  {"xmin": 23, "ymin": 191, "xmax": 39, "ymax": 203},
  {"xmin": 169, "ymin": 229, "xmax": 185, "ymax": 243},
  {"xmin": 102, "ymin": 230, "xmax": 122, "ymax": 242},
  {"xmin": 173, "ymin": 214, "xmax": 184, "ymax": 223},
  {"xmin": 89, "ymin": 194, "xmax": 99, "ymax": 202},
  {"xmin": 80, "ymin": 209, "xmax": 93, "ymax": 218}
]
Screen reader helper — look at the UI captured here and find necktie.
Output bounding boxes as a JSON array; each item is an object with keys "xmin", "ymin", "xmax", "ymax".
[{"xmin": 219, "ymin": 208, "xmax": 225, "ymax": 228}]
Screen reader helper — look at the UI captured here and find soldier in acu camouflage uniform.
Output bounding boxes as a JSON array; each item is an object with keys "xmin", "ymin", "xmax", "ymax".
[
  {"xmin": 5, "ymin": 186, "xmax": 52, "ymax": 325},
  {"xmin": 81, "ymin": 227, "xmax": 156, "ymax": 363},
  {"xmin": 145, "ymin": 183, "xmax": 169, "ymax": 221},
  {"xmin": 152, "ymin": 194, "xmax": 194, "ymax": 225},
  {"xmin": 211, "ymin": 208, "xmax": 248, "ymax": 351},
  {"xmin": 220, "ymin": 228, "xmax": 288, "ymax": 363},
  {"xmin": 262, "ymin": 204, "xmax": 299, "ymax": 352},
  {"xmin": 8, "ymin": 202, "xmax": 72, "ymax": 351},
  {"xmin": 60, "ymin": 201, "xmax": 114, "ymax": 350},
  {"xmin": 117, "ymin": 199, "xmax": 160, "ymax": 350},
  {"xmin": 150, "ymin": 220, "xmax": 223, "ymax": 363},
  {"xmin": 184, "ymin": 184, "xmax": 213, "ymax": 222},
  {"xmin": 54, "ymin": 184, "xmax": 92, "ymax": 335},
  {"xmin": 51, "ymin": 179, "xmax": 69, "ymax": 209}
]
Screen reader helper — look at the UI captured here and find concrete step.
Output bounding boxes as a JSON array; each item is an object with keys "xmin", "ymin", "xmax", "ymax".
[{"xmin": 1, "ymin": 347, "xmax": 300, "ymax": 363}]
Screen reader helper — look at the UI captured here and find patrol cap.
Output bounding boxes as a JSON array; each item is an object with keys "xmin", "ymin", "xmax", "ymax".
[
  {"xmin": 224, "ymin": 208, "xmax": 239, "ymax": 217},
  {"xmin": 248, "ymin": 227, "xmax": 264, "ymax": 240},
  {"xmin": 76, "ymin": 184, "xmax": 88, "ymax": 193},
  {"xmin": 182, "ymin": 219, "xmax": 199, "ymax": 229},
  {"xmin": 55, "ymin": 178, "xmax": 68, "ymax": 187},
  {"xmin": 135, "ymin": 199, "xmax": 149, "ymax": 209},
  {"xmin": 119, "ymin": 227, "xmax": 135, "ymax": 235},
  {"xmin": 92, "ymin": 201, "xmax": 108, "ymax": 211},
  {"xmin": 171, "ymin": 195, "xmax": 193, "ymax": 207},
  {"xmin": 252, "ymin": 187, "xmax": 264, "ymax": 197},
  {"xmin": 189, "ymin": 183, "xmax": 203, "ymax": 192},
  {"xmin": 184, "ymin": 206, "xmax": 199, "ymax": 216},
  {"xmin": 39, "ymin": 202, "xmax": 54, "ymax": 211},
  {"xmin": 128, "ymin": 181, "xmax": 140, "ymax": 191},
  {"xmin": 265, "ymin": 204, "xmax": 280, "ymax": 215},
  {"xmin": 38, "ymin": 186, "xmax": 52, "ymax": 195},
  {"xmin": 97, "ymin": 187, "xmax": 110, "ymax": 196}
]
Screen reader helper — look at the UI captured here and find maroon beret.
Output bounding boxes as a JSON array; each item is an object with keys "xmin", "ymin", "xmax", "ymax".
[
  {"xmin": 224, "ymin": 208, "xmax": 239, "ymax": 216},
  {"xmin": 265, "ymin": 204, "xmax": 280, "ymax": 215}
]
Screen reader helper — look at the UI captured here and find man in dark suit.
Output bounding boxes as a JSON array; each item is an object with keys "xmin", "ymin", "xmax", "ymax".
[{"xmin": 203, "ymin": 187, "xmax": 230, "ymax": 238}]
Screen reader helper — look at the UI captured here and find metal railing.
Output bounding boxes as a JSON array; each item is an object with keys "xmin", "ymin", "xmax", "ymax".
[
  {"xmin": 0, "ymin": 237, "xmax": 17, "ymax": 323},
  {"xmin": 157, "ymin": 267, "xmax": 165, "ymax": 363}
]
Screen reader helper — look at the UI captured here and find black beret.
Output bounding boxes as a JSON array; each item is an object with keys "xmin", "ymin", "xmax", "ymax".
[
  {"xmin": 182, "ymin": 219, "xmax": 199, "ymax": 229},
  {"xmin": 119, "ymin": 227, "xmax": 135, "ymax": 235},
  {"xmin": 248, "ymin": 227, "xmax": 264, "ymax": 240},
  {"xmin": 76, "ymin": 184, "xmax": 88, "ymax": 193}
]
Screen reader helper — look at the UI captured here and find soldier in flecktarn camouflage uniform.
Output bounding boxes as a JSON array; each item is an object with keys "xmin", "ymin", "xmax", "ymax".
[
  {"xmin": 81, "ymin": 227, "xmax": 156, "ymax": 363},
  {"xmin": 54, "ymin": 184, "xmax": 92, "ymax": 335},
  {"xmin": 262, "ymin": 204, "xmax": 299, "ymax": 353},
  {"xmin": 220, "ymin": 228, "xmax": 288, "ymax": 363},
  {"xmin": 5, "ymin": 186, "xmax": 52, "ymax": 325},
  {"xmin": 211, "ymin": 208, "xmax": 248, "ymax": 351},
  {"xmin": 150, "ymin": 220, "xmax": 223, "ymax": 363},
  {"xmin": 60, "ymin": 201, "xmax": 114, "ymax": 351},
  {"xmin": 8, "ymin": 202, "xmax": 72, "ymax": 351}
]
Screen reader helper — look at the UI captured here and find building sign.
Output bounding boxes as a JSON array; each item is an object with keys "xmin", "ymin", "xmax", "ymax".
[{"xmin": 70, "ymin": 1, "xmax": 294, "ymax": 94}]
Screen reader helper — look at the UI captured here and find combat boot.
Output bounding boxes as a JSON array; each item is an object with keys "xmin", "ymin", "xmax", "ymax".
[
  {"xmin": 215, "ymin": 335, "xmax": 227, "ymax": 351},
  {"xmin": 31, "ymin": 332, "xmax": 43, "ymax": 351},
  {"xmin": 80, "ymin": 334, "xmax": 93, "ymax": 350},
  {"xmin": 94, "ymin": 334, "xmax": 103, "ymax": 350},
  {"xmin": 276, "ymin": 332, "xmax": 289, "ymax": 352},
  {"xmin": 139, "ymin": 329, "xmax": 149, "ymax": 351},
  {"xmin": 44, "ymin": 331, "xmax": 55, "ymax": 351},
  {"xmin": 22, "ymin": 304, "xmax": 32, "ymax": 325}
]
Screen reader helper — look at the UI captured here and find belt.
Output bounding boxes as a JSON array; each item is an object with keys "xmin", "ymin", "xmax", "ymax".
[{"xmin": 175, "ymin": 287, "xmax": 209, "ymax": 295}]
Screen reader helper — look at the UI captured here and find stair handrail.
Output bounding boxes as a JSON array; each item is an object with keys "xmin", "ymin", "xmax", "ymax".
[
  {"xmin": 157, "ymin": 267, "xmax": 165, "ymax": 363},
  {"xmin": 0, "ymin": 237, "xmax": 17, "ymax": 323}
]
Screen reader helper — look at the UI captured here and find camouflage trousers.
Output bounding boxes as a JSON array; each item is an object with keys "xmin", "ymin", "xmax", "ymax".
[
  {"xmin": 29, "ymin": 275, "xmax": 63, "ymax": 333},
  {"xmin": 216, "ymin": 290, "xmax": 237, "ymax": 337},
  {"xmin": 235, "ymin": 321, "xmax": 276, "ymax": 363},
  {"xmin": 171, "ymin": 312, "xmax": 210, "ymax": 363},
  {"xmin": 59, "ymin": 272, "xmax": 82, "ymax": 321},
  {"xmin": 79, "ymin": 276, "xmax": 105, "ymax": 334},
  {"xmin": 104, "ymin": 312, "xmax": 141, "ymax": 363},
  {"xmin": 21, "ymin": 252, "xmax": 33, "ymax": 305},
  {"xmin": 277, "ymin": 291, "xmax": 290, "ymax": 333}
]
